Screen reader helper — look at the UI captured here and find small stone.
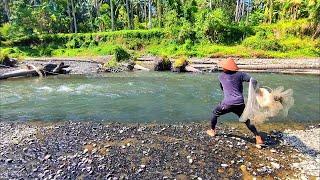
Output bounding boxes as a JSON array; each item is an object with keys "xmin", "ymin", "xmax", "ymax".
[
  {"xmin": 140, "ymin": 164, "xmax": 146, "ymax": 169},
  {"xmin": 270, "ymin": 162, "xmax": 280, "ymax": 169},
  {"xmin": 270, "ymin": 149, "xmax": 277, "ymax": 153},
  {"xmin": 44, "ymin": 154, "xmax": 51, "ymax": 160},
  {"xmin": 221, "ymin": 164, "xmax": 228, "ymax": 168},
  {"xmin": 83, "ymin": 149, "xmax": 88, "ymax": 154},
  {"xmin": 5, "ymin": 159, "xmax": 13, "ymax": 163},
  {"xmin": 188, "ymin": 158, "xmax": 193, "ymax": 164}
]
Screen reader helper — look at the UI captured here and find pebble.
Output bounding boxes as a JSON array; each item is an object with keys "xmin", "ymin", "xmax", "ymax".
[
  {"xmin": 44, "ymin": 154, "xmax": 51, "ymax": 160},
  {"xmin": 5, "ymin": 159, "xmax": 13, "ymax": 163},
  {"xmin": 221, "ymin": 164, "xmax": 228, "ymax": 168},
  {"xmin": 270, "ymin": 162, "xmax": 280, "ymax": 169},
  {"xmin": 83, "ymin": 148, "xmax": 88, "ymax": 154},
  {"xmin": 270, "ymin": 149, "xmax": 277, "ymax": 153}
]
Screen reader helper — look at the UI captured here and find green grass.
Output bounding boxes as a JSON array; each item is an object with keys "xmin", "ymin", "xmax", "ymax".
[{"xmin": 1, "ymin": 35, "xmax": 319, "ymax": 59}]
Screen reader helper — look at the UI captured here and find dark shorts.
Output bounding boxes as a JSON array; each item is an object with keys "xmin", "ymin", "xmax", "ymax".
[{"xmin": 213, "ymin": 103, "xmax": 245, "ymax": 118}]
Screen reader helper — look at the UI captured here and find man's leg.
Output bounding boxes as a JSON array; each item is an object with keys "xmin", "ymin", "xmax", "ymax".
[
  {"xmin": 233, "ymin": 104, "xmax": 264, "ymax": 144},
  {"xmin": 207, "ymin": 103, "xmax": 231, "ymax": 136}
]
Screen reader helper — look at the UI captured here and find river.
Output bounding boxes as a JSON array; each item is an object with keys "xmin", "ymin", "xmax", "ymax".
[{"xmin": 0, "ymin": 72, "xmax": 319, "ymax": 123}]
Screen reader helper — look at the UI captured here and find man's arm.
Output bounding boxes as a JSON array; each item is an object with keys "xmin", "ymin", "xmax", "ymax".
[{"xmin": 241, "ymin": 72, "xmax": 258, "ymax": 88}]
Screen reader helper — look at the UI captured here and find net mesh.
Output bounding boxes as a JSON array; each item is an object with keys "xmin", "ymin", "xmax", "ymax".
[{"xmin": 239, "ymin": 78, "xmax": 294, "ymax": 124}]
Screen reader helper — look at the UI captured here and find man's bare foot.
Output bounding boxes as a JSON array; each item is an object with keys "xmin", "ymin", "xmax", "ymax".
[
  {"xmin": 255, "ymin": 135, "xmax": 264, "ymax": 145},
  {"xmin": 206, "ymin": 129, "xmax": 216, "ymax": 137}
]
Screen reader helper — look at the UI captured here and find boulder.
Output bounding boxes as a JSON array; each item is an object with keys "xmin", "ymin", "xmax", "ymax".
[
  {"xmin": 154, "ymin": 58, "xmax": 172, "ymax": 71},
  {"xmin": 2, "ymin": 57, "xmax": 18, "ymax": 67}
]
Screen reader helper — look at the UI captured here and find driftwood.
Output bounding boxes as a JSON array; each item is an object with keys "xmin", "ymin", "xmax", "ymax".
[
  {"xmin": 185, "ymin": 65, "xmax": 201, "ymax": 73},
  {"xmin": 237, "ymin": 64, "xmax": 320, "ymax": 70},
  {"xmin": 0, "ymin": 62, "xmax": 71, "ymax": 80},
  {"xmin": 0, "ymin": 69, "xmax": 41, "ymax": 80},
  {"xmin": 134, "ymin": 64, "xmax": 150, "ymax": 71}
]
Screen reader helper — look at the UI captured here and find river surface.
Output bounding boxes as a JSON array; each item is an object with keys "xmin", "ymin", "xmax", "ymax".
[{"xmin": 0, "ymin": 72, "xmax": 319, "ymax": 123}]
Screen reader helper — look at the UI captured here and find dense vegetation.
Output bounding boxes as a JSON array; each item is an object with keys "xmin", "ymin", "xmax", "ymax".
[{"xmin": 0, "ymin": 0, "xmax": 319, "ymax": 59}]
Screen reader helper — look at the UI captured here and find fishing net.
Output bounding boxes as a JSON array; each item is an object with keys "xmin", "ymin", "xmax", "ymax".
[{"xmin": 239, "ymin": 78, "xmax": 294, "ymax": 124}]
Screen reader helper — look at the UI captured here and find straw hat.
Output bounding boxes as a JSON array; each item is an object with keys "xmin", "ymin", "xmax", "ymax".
[{"xmin": 219, "ymin": 57, "xmax": 239, "ymax": 71}]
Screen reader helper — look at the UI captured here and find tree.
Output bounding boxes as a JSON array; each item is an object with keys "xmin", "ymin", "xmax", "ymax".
[
  {"xmin": 70, "ymin": 0, "xmax": 77, "ymax": 33},
  {"xmin": 148, "ymin": 0, "xmax": 151, "ymax": 28}
]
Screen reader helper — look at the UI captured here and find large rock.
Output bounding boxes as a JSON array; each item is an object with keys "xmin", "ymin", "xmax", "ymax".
[
  {"xmin": 2, "ymin": 57, "xmax": 18, "ymax": 67},
  {"xmin": 154, "ymin": 58, "xmax": 172, "ymax": 71}
]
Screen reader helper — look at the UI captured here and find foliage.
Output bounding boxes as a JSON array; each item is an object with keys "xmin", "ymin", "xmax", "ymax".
[
  {"xmin": 113, "ymin": 46, "xmax": 130, "ymax": 61},
  {"xmin": 0, "ymin": 51, "xmax": 9, "ymax": 64},
  {"xmin": 104, "ymin": 57, "xmax": 120, "ymax": 68},
  {"xmin": 173, "ymin": 56, "xmax": 188, "ymax": 68},
  {"xmin": 0, "ymin": 0, "xmax": 319, "ymax": 59}
]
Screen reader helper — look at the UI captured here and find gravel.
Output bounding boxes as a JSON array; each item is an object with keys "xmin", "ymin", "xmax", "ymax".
[
  {"xmin": 283, "ymin": 127, "xmax": 320, "ymax": 178},
  {"xmin": 0, "ymin": 121, "xmax": 317, "ymax": 179}
]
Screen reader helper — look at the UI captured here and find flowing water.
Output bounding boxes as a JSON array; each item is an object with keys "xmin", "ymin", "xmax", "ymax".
[{"xmin": 0, "ymin": 72, "xmax": 319, "ymax": 123}]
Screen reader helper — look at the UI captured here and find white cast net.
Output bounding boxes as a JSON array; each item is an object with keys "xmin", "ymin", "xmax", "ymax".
[{"xmin": 239, "ymin": 78, "xmax": 294, "ymax": 124}]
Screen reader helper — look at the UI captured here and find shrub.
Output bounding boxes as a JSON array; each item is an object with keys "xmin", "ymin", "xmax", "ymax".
[
  {"xmin": 0, "ymin": 23, "xmax": 11, "ymax": 39},
  {"xmin": 242, "ymin": 31, "xmax": 284, "ymax": 51},
  {"xmin": 177, "ymin": 19, "xmax": 196, "ymax": 43},
  {"xmin": 113, "ymin": 46, "xmax": 130, "ymax": 61},
  {"xmin": 0, "ymin": 51, "xmax": 9, "ymax": 64},
  {"xmin": 104, "ymin": 57, "xmax": 119, "ymax": 68},
  {"xmin": 173, "ymin": 56, "xmax": 188, "ymax": 68}
]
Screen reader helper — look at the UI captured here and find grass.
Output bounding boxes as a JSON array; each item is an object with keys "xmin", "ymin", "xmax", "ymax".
[{"xmin": 1, "ymin": 37, "xmax": 319, "ymax": 60}]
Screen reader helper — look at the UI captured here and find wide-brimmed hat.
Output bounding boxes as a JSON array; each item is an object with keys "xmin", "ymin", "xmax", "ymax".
[{"xmin": 219, "ymin": 58, "xmax": 239, "ymax": 71}]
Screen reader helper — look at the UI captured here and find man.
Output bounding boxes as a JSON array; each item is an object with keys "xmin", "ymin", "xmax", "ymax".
[{"xmin": 206, "ymin": 58, "xmax": 264, "ymax": 145}]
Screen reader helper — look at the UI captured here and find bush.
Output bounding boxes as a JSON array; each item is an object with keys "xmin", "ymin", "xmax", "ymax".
[
  {"xmin": 0, "ymin": 23, "xmax": 11, "ymax": 39},
  {"xmin": 173, "ymin": 56, "xmax": 188, "ymax": 68},
  {"xmin": 10, "ymin": 29, "xmax": 164, "ymax": 47},
  {"xmin": 195, "ymin": 9, "xmax": 252, "ymax": 44},
  {"xmin": 104, "ymin": 57, "xmax": 119, "ymax": 68},
  {"xmin": 113, "ymin": 46, "xmax": 130, "ymax": 61},
  {"xmin": 0, "ymin": 51, "xmax": 9, "ymax": 64},
  {"xmin": 177, "ymin": 19, "xmax": 196, "ymax": 43},
  {"xmin": 242, "ymin": 31, "xmax": 284, "ymax": 51}
]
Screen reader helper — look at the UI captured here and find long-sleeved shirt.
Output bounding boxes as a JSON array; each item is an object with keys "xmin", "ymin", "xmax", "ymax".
[{"xmin": 218, "ymin": 71, "xmax": 257, "ymax": 105}]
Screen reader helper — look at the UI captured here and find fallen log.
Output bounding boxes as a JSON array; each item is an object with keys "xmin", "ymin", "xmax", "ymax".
[
  {"xmin": 185, "ymin": 65, "xmax": 201, "ymax": 73},
  {"xmin": 0, "ymin": 69, "xmax": 41, "ymax": 80},
  {"xmin": 237, "ymin": 64, "xmax": 320, "ymax": 70},
  {"xmin": 134, "ymin": 64, "xmax": 150, "ymax": 71}
]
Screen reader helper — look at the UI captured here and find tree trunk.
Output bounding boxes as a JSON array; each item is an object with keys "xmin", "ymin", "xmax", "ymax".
[
  {"xmin": 144, "ymin": 0, "xmax": 147, "ymax": 27},
  {"xmin": 70, "ymin": 0, "xmax": 77, "ymax": 33},
  {"xmin": 312, "ymin": 24, "xmax": 320, "ymax": 40},
  {"xmin": 125, "ymin": 0, "xmax": 133, "ymax": 29},
  {"xmin": 110, "ymin": 0, "xmax": 115, "ymax": 31},
  {"xmin": 241, "ymin": 0, "xmax": 245, "ymax": 19},
  {"xmin": 3, "ymin": 0, "xmax": 10, "ymax": 22},
  {"xmin": 235, "ymin": 0, "xmax": 239, "ymax": 22},
  {"xmin": 66, "ymin": 0, "xmax": 73, "ymax": 33},
  {"xmin": 209, "ymin": 0, "xmax": 212, "ymax": 10},
  {"xmin": 268, "ymin": 0, "xmax": 273, "ymax": 23},
  {"xmin": 148, "ymin": 0, "xmax": 152, "ymax": 29},
  {"xmin": 157, "ymin": 0, "xmax": 162, "ymax": 27}
]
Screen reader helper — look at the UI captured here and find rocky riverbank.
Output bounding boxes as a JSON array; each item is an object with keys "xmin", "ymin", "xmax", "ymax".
[
  {"xmin": 1, "ymin": 56, "xmax": 319, "ymax": 76},
  {"xmin": 0, "ymin": 121, "xmax": 319, "ymax": 179},
  {"xmin": 0, "ymin": 59, "xmax": 101, "ymax": 75}
]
